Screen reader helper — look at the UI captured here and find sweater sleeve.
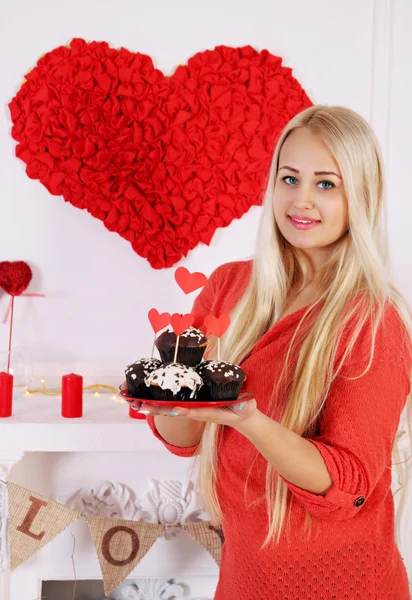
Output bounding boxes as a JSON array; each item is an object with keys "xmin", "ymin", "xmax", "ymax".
[
  {"xmin": 145, "ymin": 265, "xmax": 223, "ymax": 458},
  {"xmin": 279, "ymin": 304, "xmax": 412, "ymax": 521}
]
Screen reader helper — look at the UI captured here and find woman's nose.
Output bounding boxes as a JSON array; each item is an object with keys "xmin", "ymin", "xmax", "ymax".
[{"xmin": 292, "ymin": 184, "xmax": 315, "ymax": 209}]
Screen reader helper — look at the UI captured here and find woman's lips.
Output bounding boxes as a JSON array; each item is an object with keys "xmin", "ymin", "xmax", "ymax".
[{"xmin": 288, "ymin": 216, "xmax": 321, "ymax": 230}]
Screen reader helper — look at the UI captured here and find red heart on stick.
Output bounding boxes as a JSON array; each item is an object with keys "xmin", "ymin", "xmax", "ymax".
[
  {"xmin": 0, "ymin": 261, "xmax": 32, "ymax": 296},
  {"xmin": 171, "ymin": 313, "xmax": 194, "ymax": 336},
  {"xmin": 192, "ymin": 313, "xmax": 205, "ymax": 333},
  {"xmin": 148, "ymin": 308, "xmax": 171, "ymax": 333},
  {"xmin": 175, "ymin": 267, "xmax": 208, "ymax": 294},
  {"xmin": 9, "ymin": 39, "xmax": 312, "ymax": 269},
  {"xmin": 204, "ymin": 314, "xmax": 231, "ymax": 337}
]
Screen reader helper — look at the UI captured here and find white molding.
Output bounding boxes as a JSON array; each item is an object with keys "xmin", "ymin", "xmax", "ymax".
[
  {"xmin": 0, "ymin": 481, "xmax": 6, "ymax": 574},
  {"xmin": 0, "ymin": 451, "xmax": 25, "ymax": 600},
  {"xmin": 370, "ymin": 0, "xmax": 394, "ymax": 163}
]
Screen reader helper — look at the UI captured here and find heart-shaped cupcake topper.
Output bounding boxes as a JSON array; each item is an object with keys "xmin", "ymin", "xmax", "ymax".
[
  {"xmin": 204, "ymin": 314, "xmax": 231, "ymax": 337},
  {"xmin": 148, "ymin": 309, "xmax": 171, "ymax": 333},
  {"xmin": 192, "ymin": 313, "xmax": 206, "ymax": 335},
  {"xmin": 204, "ymin": 314, "xmax": 231, "ymax": 361},
  {"xmin": 171, "ymin": 313, "xmax": 195, "ymax": 362},
  {"xmin": 175, "ymin": 267, "xmax": 208, "ymax": 295},
  {"xmin": 148, "ymin": 309, "xmax": 171, "ymax": 358}
]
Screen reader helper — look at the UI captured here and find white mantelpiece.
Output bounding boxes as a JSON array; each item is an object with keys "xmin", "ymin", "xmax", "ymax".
[
  {"xmin": 0, "ymin": 393, "xmax": 219, "ymax": 600},
  {"xmin": 0, "ymin": 393, "xmax": 411, "ymax": 599},
  {"xmin": 0, "ymin": 393, "xmax": 163, "ymax": 452}
]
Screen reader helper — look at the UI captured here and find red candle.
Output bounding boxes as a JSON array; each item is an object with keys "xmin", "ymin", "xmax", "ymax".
[
  {"xmin": 62, "ymin": 373, "xmax": 83, "ymax": 418},
  {"xmin": 0, "ymin": 371, "xmax": 13, "ymax": 418},
  {"xmin": 129, "ymin": 404, "xmax": 146, "ymax": 420}
]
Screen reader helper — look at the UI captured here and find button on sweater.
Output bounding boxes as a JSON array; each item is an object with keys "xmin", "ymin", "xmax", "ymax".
[{"xmin": 147, "ymin": 260, "xmax": 412, "ymax": 600}]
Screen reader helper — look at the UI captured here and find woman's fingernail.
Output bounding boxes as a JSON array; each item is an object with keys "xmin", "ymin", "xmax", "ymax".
[
  {"xmin": 236, "ymin": 402, "xmax": 245, "ymax": 411},
  {"xmin": 138, "ymin": 409, "xmax": 151, "ymax": 415},
  {"xmin": 168, "ymin": 411, "xmax": 180, "ymax": 417},
  {"xmin": 130, "ymin": 405, "xmax": 140, "ymax": 411}
]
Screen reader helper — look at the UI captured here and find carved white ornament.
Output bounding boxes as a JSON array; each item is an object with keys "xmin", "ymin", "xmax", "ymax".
[
  {"xmin": 121, "ymin": 579, "xmax": 186, "ymax": 599},
  {"xmin": 142, "ymin": 479, "xmax": 208, "ymax": 540},
  {"xmin": 60, "ymin": 481, "xmax": 149, "ymax": 520},
  {"xmin": 61, "ymin": 479, "xmax": 209, "ymax": 541}
]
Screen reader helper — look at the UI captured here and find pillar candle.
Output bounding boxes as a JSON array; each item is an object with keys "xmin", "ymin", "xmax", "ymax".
[
  {"xmin": 0, "ymin": 371, "xmax": 13, "ymax": 418},
  {"xmin": 61, "ymin": 373, "xmax": 83, "ymax": 418}
]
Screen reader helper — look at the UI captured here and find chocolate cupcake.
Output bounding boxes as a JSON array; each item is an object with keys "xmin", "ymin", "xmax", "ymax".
[
  {"xmin": 155, "ymin": 326, "xmax": 207, "ymax": 367},
  {"xmin": 145, "ymin": 362, "xmax": 202, "ymax": 400},
  {"xmin": 199, "ymin": 360, "xmax": 246, "ymax": 400},
  {"xmin": 125, "ymin": 357, "xmax": 162, "ymax": 398}
]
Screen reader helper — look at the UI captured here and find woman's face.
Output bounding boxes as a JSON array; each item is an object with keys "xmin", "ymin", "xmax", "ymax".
[{"xmin": 273, "ymin": 127, "xmax": 349, "ymax": 274}]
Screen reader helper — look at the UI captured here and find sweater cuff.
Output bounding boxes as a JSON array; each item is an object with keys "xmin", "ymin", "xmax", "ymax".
[
  {"xmin": 279, "ymin": 439, "xmax": 368, "ymax": 520},
  {"xmin": 146, "ymin": 415, "xmax": 199, "ymax": 458}
]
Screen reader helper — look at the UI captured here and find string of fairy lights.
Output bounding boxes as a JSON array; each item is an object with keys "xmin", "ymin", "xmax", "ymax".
[{"xmin": 21, "ymin": 379, "xmax": 124, "ymax": 402}]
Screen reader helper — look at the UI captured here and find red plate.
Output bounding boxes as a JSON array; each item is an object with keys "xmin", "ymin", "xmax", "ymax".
[{"xmin": 118, "ymin": 389, "xmax": 254, "ymax": 408}]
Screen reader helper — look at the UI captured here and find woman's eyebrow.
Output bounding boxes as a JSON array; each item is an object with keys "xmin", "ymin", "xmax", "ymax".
[{"xmin": 279, "ymin": 165, "xmax": 342, "ymax": 179}]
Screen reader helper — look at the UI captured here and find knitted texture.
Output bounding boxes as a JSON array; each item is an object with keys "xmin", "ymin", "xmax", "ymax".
[{"xmin": 147, "ymin": 260, "xmax": 412, "ymax": 599}]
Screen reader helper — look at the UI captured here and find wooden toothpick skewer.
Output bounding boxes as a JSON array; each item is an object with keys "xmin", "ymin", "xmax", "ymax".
[{"xmin": 173, "ymin": 335, "xmax": 180, "ymax": 363}]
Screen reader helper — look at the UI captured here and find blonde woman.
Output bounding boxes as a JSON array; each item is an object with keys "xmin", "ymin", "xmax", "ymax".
[{"xmin": 134, "ymin": 106, "xmax": 412, "ymax": 599}]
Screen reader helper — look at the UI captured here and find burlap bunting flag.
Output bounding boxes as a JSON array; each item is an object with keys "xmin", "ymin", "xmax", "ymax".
[
  {"xmin": 86, "ymin": 516, "xmax": 165, "ymax": 595},
  {"xmin": 7, "ymin": 482, "xmax": 82, "ymax": 570},
  {"xmin": 4, "ymin": 482, "xmax": 224, "ymax": 593},
  {"xmin": 182, "ymin": 521, "xmax": 223, "ymax": 566}
]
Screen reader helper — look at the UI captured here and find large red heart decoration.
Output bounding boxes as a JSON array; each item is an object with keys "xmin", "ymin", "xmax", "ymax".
[
  {"xmin": 9, "ymin": 39, "xmax": 312, "ymax": 269},
  {"xmin": 0, "ymin": 261, "xmax": 33, "ymax": 296}
]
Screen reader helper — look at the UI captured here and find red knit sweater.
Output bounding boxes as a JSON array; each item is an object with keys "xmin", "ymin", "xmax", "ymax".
[{"xmin": 147, "ymin": 260, "xmax": 412, "ymax": 600}]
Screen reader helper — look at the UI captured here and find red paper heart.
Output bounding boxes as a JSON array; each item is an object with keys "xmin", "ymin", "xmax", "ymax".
[
  {"xmin": 204, "ymin": 314, "xmax": 231, "ymax": 338},
  {"xmin": 175, "ymin": 266, "xmax": 208, "ymax": 294},
  {"xmin": 9, "ymin": 39, "xmax": 312, "ymax": 269},
  {"xmin": 171, "ymin": 313, "xmax": 195, "ymax": 336},
  {"xmin": 0, "ymin": 261, "xmax": 32, "ymax": 295},
  {"xmin": 192, "ymin": 313, "xmax": 205, "ymax": 333},
  {"xmin": 148, "ymin": 308, "xmax": 171, "ymax": 333}
]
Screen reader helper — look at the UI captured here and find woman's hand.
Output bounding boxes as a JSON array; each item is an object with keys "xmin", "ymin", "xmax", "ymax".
[
  {"xmin": 130, "ymin": 391, "xmax": 258, "ymax": 427},
  {"xmin": 120, "ymin": 381, "xmax": 143, "ymax": 412}
]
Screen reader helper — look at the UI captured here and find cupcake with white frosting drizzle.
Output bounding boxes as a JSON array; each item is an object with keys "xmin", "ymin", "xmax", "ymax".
[{"xmin": 145, "ymin": 363, "xmax": 203, "ymax": 400}]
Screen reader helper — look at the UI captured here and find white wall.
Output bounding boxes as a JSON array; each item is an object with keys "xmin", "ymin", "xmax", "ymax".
[{"xmin": 2, "ymin": 0, "xmax": 405, "ymax": 382}]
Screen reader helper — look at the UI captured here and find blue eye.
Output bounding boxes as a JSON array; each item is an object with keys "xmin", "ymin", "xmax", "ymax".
[
  {"xmin": 281, "ymin": 176, "xmax": 335, "ymax": 189},
  {"xmin": 282, "ymin": 176, "xmax": 298, "ymax": 185},
  {"xmin": 318, "ymin": 181, "xmax": 335, "ymax": 190}
]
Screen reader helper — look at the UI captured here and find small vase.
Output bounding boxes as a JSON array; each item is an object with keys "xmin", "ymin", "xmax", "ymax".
[{"xmin": 0, "ymin": 348, "xmax": 32, "ymax": 399}]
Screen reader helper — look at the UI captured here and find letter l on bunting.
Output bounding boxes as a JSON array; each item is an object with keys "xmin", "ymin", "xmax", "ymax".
[{"xmin": 7, "ymin": 482, "xmax": 81, "ymax": 570}]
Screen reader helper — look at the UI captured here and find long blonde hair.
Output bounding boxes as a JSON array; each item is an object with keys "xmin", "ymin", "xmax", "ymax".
[{"xmin": 194, "ymin": 105, "xmax": 412, "ymax": 548}]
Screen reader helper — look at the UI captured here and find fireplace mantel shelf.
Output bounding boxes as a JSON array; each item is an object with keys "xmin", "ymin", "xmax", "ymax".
[{"xmin": 0, "ymin": 394, "xmax": 164, "ymax": 453}]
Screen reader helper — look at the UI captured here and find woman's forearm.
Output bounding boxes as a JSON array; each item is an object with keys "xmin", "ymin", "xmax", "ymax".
[
  {"xmin": 234, "ymin": 410, "xmax": 333, "ymax": 495},
  {"xmin": 154, "ymin": 415, "xmax": 206, "ymax": 448}
]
